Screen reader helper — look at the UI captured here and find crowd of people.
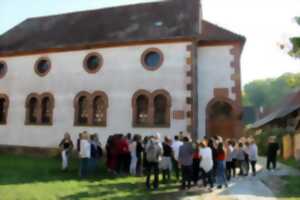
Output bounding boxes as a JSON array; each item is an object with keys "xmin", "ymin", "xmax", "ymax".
[{"xmin": 58, "ymin": 131, "xmax": 280, "ymax": 191}]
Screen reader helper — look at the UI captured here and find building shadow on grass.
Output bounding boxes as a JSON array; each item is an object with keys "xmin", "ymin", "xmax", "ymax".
[{"xmin": 60, "ymin": 181, "xmax": 204, "ymax": 200}]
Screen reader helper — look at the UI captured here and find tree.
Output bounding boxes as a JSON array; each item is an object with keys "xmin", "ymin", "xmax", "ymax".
[
  {"xmin": 243, "ymin": 72, "xmax": 300, "ymax": 111},
  {"xmin": 289, "ymin": 17, "xmax": 300, "ymax": 57}
]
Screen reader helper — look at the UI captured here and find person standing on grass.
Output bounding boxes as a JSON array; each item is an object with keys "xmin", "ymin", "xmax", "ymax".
[
  {"xmin": 125, "ymin": 133, "xmax": 133, "ymax": 173},
  {"xmin": 136, "ymin": 134, "xmax": 144, "ymax": 176},
  {"xmin": 143, "ymin": 136, "xmax": 150, "ymax": 175},
  {"xmin": 79, "ymin": 131, "xmax": 91, "ymax": 178},
  {"xmin": 76, "ymin": 132, "xmax": 83, "ymax": 153},
  {"xmin": 178, "ymin": 136, "xmax": 194, "ymax": 190},
  {"xmin": 267, "ymin": 136, "xmax": 280, "ymax": 171},
  {"xmin": 199, "ymin": 140, "xmax": 214, "ymax": 190},
  {"xmin": 171, "ymin": 135, "xmax": 183, "ymax": 181},
  {"xmin": 90, "ymin": 134, "xmax": 101, "ymax": 174},
  {"xmin": 192, "ymin": 141, "xmax": 201, "ymax": 186},
  {"xmin": 116, "ymin": 134, "xmax": 130, "ymax": 175},
  {"xmin": 129, "ymin": 134, "xmax": 138, "ymax": 176},
  {"xmin": 145, "ymin": 136, "xmax": 162, "ymax": 190},
  {"xmin": 161, "ymin": 136, "xmax": 173, "ymax": 183},
  {"xmin": 106, "ymin": 135, "xmax": 118, "ymax": 175},
  {"xmin": 59, "ymin": 132, "xmax": 74, "ymax": 171},
  {"xmin": 248, "ymin": 139, "xmax": 258, "ymax": 176},
  {"xmin": 216, "ymin": 142, "xmax": 228, "ymax": 189}
]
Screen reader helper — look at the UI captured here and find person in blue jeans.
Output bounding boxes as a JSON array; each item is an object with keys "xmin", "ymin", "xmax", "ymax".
[{"xmin": 216, "ymin": 142, "xmax": 228, "ymax": 189}]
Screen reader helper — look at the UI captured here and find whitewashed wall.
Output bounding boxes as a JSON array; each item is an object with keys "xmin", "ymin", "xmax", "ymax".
[
  {"xmin": 197, "ymin": 45, "xmax": 235, "ymax": 139},
  {"xmin": 0, "ymin": 42, "xmax": 191, "ymax": 147}
]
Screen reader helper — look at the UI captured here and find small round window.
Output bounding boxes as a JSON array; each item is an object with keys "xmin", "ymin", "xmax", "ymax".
[
  {"xmin": 84, "ymin": 53, "xmax": 103, "ymax": 73},
  {"xmin": 0, "ymin": 61, "xmax": 7, "ymax": 79},
  {"xmin": 141, "ymin": 48, "xmax": 163, "ymax": 71},
  {"xmin": 35, "ymin": 58, "xmax": 51, "ymax": 77}
]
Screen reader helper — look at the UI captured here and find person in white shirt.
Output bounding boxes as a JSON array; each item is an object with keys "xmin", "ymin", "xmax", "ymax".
[
  {"xmin": 79, "ymin": 131, "xmax": 91, "ymax": 178},
  {"xmin": 129, "ymin": 135, "xmax": 138, "ymax": 176},
  {"xmin": 248, "ymin": 139, "xmax": 258, "ymax": 176},
  {"xmin": 199, "ymin": 140, "xmax": 214, "ymax": 189},
  {"xmin": 171, "ymin": 135, "xmax": 183, "ymax": 180},
  {"xmin": 225, "ymin": 139, "xmax": 234, "ymax": 181}
]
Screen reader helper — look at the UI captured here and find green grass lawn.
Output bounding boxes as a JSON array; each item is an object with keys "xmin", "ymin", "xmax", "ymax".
[
  {"xmin": 278, "ymin": 176, "xmax": 300, "ymax": 200},
  {"xmin": 0, "ymin": 154, "xmax": 202, "ymax": 200},
  {"xmin": 276, "ymin": 158, "xmax": 300, "ymax": 200}
]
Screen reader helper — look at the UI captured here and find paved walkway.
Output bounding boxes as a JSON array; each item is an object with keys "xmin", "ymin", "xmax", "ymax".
[{"xmin": 183, "ymin": 157, "xmax": 300, "ymax": 200}]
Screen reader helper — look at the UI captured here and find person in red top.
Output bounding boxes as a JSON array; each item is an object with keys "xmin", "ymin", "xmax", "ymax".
[
  {"xmin": 106, "ymin": 135, "xmax": 118, "ymax": 175},
  {"xmin": 116, "ymin": 134, "xmax": 130, "ymax": 174},
  {"xmin": 216, "ymin": 142, "xmax": 228, "ymax": 189},
  {"xmin": 192, "ymin": 142, "xmax": 201, "ymax": 185}
]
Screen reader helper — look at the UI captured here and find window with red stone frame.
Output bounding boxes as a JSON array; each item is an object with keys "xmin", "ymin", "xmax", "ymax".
[
  {"xmin": 25, "ymin": 93, "xmax": 54, "ymax": 125},
  {"xmin": 132, "ymin": 89, "xmax": 171, "ymax": 127},
  {"xmin": 74, "ymin": 91, "xmax": 108, "ymax": 126}
]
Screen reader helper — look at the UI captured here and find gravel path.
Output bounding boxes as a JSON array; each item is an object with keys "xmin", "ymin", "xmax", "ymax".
[{"xmin": 185, "ymin": 157, "xmax": 300, "ymax": 200}]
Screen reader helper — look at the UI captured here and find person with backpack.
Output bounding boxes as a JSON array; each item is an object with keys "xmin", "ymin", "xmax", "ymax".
[{"xmin": 145, "ymin": 136, "xmax": 162, "ymax": 190}]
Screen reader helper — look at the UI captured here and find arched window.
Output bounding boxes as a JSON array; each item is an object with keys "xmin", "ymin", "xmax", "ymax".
[
  {"xmin": 74, "ymin": 91, "xmax": 108, "ymax": 126},
  {"xmin": 41, "ymin": 94, "xmax": 54, "ymax": 125},
  {"xmin": 132, "ymin": 90, "xmax": 171, "ymax": 127},
  {"xmin": 153, "ymin": 90, "xmax": 171, "ymax": 127},
  {"xmin": 25, "ymin": 93, "xmax": 54, "ymax": 125},
  {"xmin": 27, "ymin": 96, "xmax": 39, "ymax": 124},
  {"xmin": 0, "ymin": 94, "xmax": 9, "ymax": 124},
  {"xmin": 136, "ymin": 95, "xmax": 149, "ymax": 125},
  {"xmin": 92, "ymin": 93, "xmax": 108, "ymax": 126},
  {"xmin": 154, "ymin": 95, "xmax": 168, "ymax": 125},
  {"xmin": 78, "ymin": 96, "xmax": 89, "ymax": 125}
]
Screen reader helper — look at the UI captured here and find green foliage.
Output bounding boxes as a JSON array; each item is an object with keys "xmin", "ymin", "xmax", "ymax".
[
  {"xmin": 253, "ymin": 127, "xmax": 285, "ymax": 156},
  {"xmin": 243, "ymin": 72, "xmax": 300, "ymax": 111},
  {"xmin": 289, "ymin": 17, "xmax": 300, "ymax": 58}
]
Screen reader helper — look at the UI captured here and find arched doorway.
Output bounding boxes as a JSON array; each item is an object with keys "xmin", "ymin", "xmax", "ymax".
[{"xmin": 206, "ymin": 99, "xmax": 237, "ymax": 139}]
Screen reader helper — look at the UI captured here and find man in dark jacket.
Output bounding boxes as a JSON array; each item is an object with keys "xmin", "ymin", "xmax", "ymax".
[{"xmin": 267, "ymin": 136, "xmax": 280, "ymax": 170}]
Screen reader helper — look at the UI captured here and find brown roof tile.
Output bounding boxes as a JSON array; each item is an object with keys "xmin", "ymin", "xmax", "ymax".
[{"xmin": 0, "ymin": 0, "xmax": 245, "ymax": 56}]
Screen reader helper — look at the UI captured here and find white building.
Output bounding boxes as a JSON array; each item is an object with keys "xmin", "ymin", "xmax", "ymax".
[{"xmin": 0, "ymin": 0, "xmax": 245, "ymax": 150}]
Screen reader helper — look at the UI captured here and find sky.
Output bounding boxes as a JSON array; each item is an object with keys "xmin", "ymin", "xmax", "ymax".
[{"xmin": 0, "ymin": 0, "xmax": 300, "ymax": 85}]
